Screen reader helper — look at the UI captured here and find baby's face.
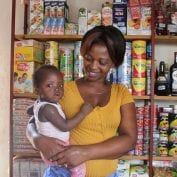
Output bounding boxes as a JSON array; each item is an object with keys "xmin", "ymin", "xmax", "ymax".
[{"xmin": 38, "ymin": 73, "xmax": 64, "ymax": 103}]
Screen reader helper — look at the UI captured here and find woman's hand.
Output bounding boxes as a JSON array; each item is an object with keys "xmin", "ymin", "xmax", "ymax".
[
  {"xmin": 50, "ymin": 145, "xmax": 89, "ymax": 168},
  {"xmin": 35, "ymin": 135, "xmax": 67, "ymax": 160}
]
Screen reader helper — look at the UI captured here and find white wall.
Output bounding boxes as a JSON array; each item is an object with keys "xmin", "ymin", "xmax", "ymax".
[{"xmin": 0, "ymin": 0, "xmax": 11, "ymax": 176}]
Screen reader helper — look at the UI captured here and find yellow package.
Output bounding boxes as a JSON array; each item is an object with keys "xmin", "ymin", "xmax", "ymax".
[{"xmin": 14, "ymin": 46, "xmax": 44, "ymax": 63}]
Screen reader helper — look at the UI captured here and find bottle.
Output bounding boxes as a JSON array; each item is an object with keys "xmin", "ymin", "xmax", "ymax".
[
  {"xmin": 155, "ymin": 61, "xmax": 170, "ymax": 96},
  {"xmin": 166, "ymin": 0, "xmax": 177, "ymax": 35},
  {"xmin": 156, "ymin": 0, "xmax": 167, "ymax": 35},
  {"xmin": 170, "ymin": 52, "xmax": 177, "ymax": 95}
]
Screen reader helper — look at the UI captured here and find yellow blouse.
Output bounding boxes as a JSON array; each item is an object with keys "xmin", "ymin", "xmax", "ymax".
[{"xmin": 60, "ymin": 81, "xmax": 134, "ymax": 177}]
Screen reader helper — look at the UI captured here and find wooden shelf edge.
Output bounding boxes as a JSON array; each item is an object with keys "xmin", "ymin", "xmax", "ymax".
[
  {"xmin": 13, "ymin": 93, "xmax": 36, "ymax": 99},
  {"xmin": 154, "ymin": 96, "xmax": 177, "ymax": 101},
  {"xmin": 153, "ymin": 156, "xmax": 177, "ymax": 161},
  {"xmin": 15, "ymin": 34, "xmax": 151, "ymax": 41},
  {"xmin": 155, "ymin": 35, "xmax": 177, "ymax": 41},
  {"xmin": 13, "ymin": 152, "xmax": 40, "ymax": 159},
  {"xmin": 133, "ymin": 96, "xmax": 150, "ymax": 100},
  {"xmin": 119, "ymin": 155, "xmax": 148, "ymax": 160},
  {"xmin": 15, "ymin": 34, "xmax": 83, "ymax": 41}
]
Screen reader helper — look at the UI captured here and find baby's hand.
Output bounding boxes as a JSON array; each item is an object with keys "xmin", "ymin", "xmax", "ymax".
[{"xmin": 80, "ymin": 102, "xmax": 94, "ymax": 115}]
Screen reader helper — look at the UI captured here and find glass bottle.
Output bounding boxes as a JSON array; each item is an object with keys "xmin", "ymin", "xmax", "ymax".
[
  {"xmin": 170, "ymin": 52, "xmax": 177, "ymax": 95},
  {"xmin": 156, "ymin": 0, "xmax": 167, "ymax": 35},
  {"xmin": 155, "ymin": 61, "xmax": 170, "ymax": 96}
]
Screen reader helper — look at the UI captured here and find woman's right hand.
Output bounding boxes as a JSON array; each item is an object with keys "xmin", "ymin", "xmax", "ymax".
[{"xmin": 34, "ymin": 135, "xmax": 67, "ymax": 160}]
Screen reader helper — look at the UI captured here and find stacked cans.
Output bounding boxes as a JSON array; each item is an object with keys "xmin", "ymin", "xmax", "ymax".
[
  {"xmin": 59, "ymin": 48, "xmax": 74, "ymax": 82},
  {"xmin": 117, "ymin": 42, "xmax": 132, "ymax": 91},
  {"xmin": 135, "ymin": 106, "xmax": 144, "ymax": 156},
  {"xmin": 132, "ymin": 40, "xmax": 147, "ymax": 95},
  {"xmin": 158, "ymin": 111, "xmax": 169, "ymax": 156},
  {"xmin": 143, "ymin": 105, "xmax": 150, "ymax": 155},
  {"xmin": 44, "ymin": 41, "xmax": 59, "ymax": 68}
]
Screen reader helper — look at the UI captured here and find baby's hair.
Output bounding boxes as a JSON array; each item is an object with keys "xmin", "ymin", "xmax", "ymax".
[{"xmin": 33, "ymin": 65, "xmax": 62, "ymax": 88}]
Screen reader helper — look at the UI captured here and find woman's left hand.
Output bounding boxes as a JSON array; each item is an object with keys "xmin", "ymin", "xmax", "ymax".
[{"xmin": 51, "ymin": 145, "xmax": 89, "ymax": 168}]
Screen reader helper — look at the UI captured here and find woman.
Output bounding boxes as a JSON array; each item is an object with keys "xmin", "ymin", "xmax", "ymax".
[{"xmin": 27, "ymin": 25, "xmax": 137, "ymax": 177}]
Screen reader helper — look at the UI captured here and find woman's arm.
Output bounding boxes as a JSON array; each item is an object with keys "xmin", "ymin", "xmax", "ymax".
[
  {"xmin": 26, "ymin": 116, "xmax": 67, "ymax": 160},
  {"xmin": 51, "ymin": 102, "xmax": 137, "ymax": 168}
]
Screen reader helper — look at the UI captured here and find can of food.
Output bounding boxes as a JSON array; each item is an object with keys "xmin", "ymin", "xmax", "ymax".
[
  {"xmin": 45, "ymin": 58, "xmax": 59, "ymax": 68},
  {"xmin": 132, "ymin": 77, "xmax": 146, "ymax": 95},
  {"xmin": 45, "ymin": 41, "xmax": 59, "ymax": 60},
  {"xmin": 168, "ymin": 128, "xmax": 177, "ymax": 143},
  {"xmin": 74, "ymin": 41, "xmax": 84, "ymax": 80},
  {"xmin": 168, "ymin": 142, "xmax": 177, "ymax": 156},
  {"xmin": 132, "ymin": 40, "xmax": 146, "ymax": 59},
  {"xmin": 59, "ymin": 48, "xmax": 74, "ymax": 82},
  {"xmin": 132, "ymin": 59, "xmax": 146, "ymax": 78},
  {"xmin": 158, "ymin": 143, "xmax": 168, "ymax": 156}
]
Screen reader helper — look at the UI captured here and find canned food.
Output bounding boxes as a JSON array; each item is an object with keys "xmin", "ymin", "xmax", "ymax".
[
  {"xmin": 45, "ymin": 41, "xmax": 59, "ymax": 60},
  {"xmin": 132, "ymin": 77, "xmax": 146, "ymax": 95},
  {"xmin": 59, "ymin": 48, "xmax": 74, "ymax": 82},
  {"xmin": 132, "ymin": 40, "xmax": 146, "ymax": 59}
]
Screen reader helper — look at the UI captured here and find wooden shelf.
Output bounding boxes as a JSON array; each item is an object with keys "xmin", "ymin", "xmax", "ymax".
[
  {"xmin": 133, "ymin": 95, "xmax": 150, "ymax": 100},
  {"xmin": 154, "ymin": 96, "xmax": 177, "ymax": 101},
  {"xmin": 153, "ymin": 156, "xmax": 177, "ymax": 161},
  {"xmin": 155, "ymin": 35, "xmax": 177, "ymax": 42},
  {"xmin": 15, "ymin": 34, "xmax": 151, "ymax": 41},
  {"xmin": 125, "ymin": 35, "xmax": 151, "ymax": 40},
  {"xmin": 13, "ymin": 152, "xmax": 148, "ymax": 161},
  {"xmin": 13, "ymin": 93, "xmax": 36, "ymax": 99},
  {"xmin": 13, "ymin": 152, "xmax": 40, "ymax": 159},
  {"xmin": 119, "ymin": 155, "xmax": 148, "ymax": 160},
  {"xmin": 15, "ymin": 34, "xmax": 83, "ymax": 41}
]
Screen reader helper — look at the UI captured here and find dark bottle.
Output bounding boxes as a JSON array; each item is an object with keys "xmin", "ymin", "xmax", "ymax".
[
  {"xmin": 170, "ymin": 52, "xmax": 177, "ymax": 95},
  {"xmin": 156, "ymin": 0, "xmax": 167, "ymax": 35},
  {"xmin": 155, "ymin": 61, "xmax": 170, "ymax": 96}
]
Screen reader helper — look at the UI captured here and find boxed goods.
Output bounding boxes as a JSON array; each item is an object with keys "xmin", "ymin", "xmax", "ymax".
[
  {"xmin": 78, "ymin": 7, "xmax": 88, "ymax": 35},
  {"xmin": 13, "ymin": 61, "xmax": 41, "ymax": 94},
  {"xmin": 101, "ymin": 1, "xmax": 113, "ymax": 26},
  {"xmin": 43, "ymin": 0, "xmax": 69, "ymax": 35},
  {"xmin": 127, "ymin": 6, "xmax": 151, "ymax": 35},
  {"xmin": 14, "ymin": 46, "xmax": 44, "ymax": 63},
  {"xmin": 14, "ymin": 40, "xmax": 43, "ymax": 50},
  {"xmin": 29, "ymin": 0, "xmax": 44, "ymax": 34},
  {"xmin": 87, "ymin": 10, "xmax": 101, "ymax": 31},
  {"xmin": 116, "ymin": 160, "xmax": 130, "ymax": 177},
  {"xmin": 113, "ymin": 0, "xmax": 127, "ymax": 35},
  {"xmin": 129, "ymin": 165, "xmax": 148, "ymax": 177}
]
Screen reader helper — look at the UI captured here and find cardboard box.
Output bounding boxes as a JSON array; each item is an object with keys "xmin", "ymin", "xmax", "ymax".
[
  {"xmin": 127, "ymin": 6, "xmax": 151, "ymax": 35},
  {"xmin": 29, "ymin": 0, "xmax": 44, "ymax": 34},
  {"xmin": 13, "ymin": 61, "xmax": 41, "ymax": 94},
  {"xmin": 87, "ymin": 10, "xmax": 101, "ymax": 31},
  {"xmin": 78, "ymin": 7, "xmax": 88, "ymax": 35},
  {"xmin": 113, "ymin": 0, "xmax": 127, "ymax": 35},
  {"xmin": 14, "ymin": 46, "xmax": 44, "ymax": 63},
  {"xmin": 14, "ymin": 40, "xmax": 44, "ymax": 50}
]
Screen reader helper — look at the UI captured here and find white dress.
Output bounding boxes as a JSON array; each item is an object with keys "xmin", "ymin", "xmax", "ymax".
[{"xmin": 33, "ymin": 100, "xmax": 70, "ymax": 143}]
